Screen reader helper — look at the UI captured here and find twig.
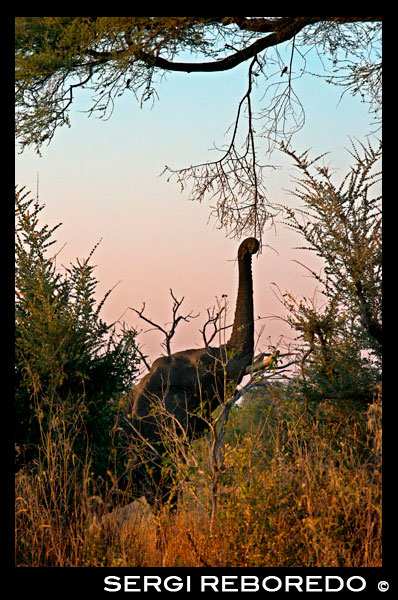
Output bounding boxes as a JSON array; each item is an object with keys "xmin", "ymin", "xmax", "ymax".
[{"xmin": 129, "ymin": 289, "xmax": 199, "ymax": 356}]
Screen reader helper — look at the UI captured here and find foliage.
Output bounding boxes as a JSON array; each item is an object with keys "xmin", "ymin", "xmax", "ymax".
[
  {"xmin": 214, "ymin": 386, "xmax": 381, "ymax": 567},
  {"xmin": 15, "ymin": 186, "xmax": 140, "ymax": 480},
  {"xmin": 15, "ymin": 17, "xmax": 382, "ymax": 152},
  {"xmin": 15, "ymin": 17, "xmax": 217, "ymax": 151},
  {"xmin": 15, "ymin": 16, "xmax": 381, "ymax": 240},
  {"xmin": 273, "ymin": 139, "xmax": 381, "ymax": 406},
  {"xmin": 15, "ymin": 384, "xmax": 381, "ymax": 566},
  {"xmin": 299, "ymin": 20, "xmax": 382, "ymax": 121}
]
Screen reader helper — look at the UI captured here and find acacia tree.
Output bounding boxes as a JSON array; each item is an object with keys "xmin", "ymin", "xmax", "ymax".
[{"xmin": 15, "ymin": 16, "xmax": 381, "ymax": 240}]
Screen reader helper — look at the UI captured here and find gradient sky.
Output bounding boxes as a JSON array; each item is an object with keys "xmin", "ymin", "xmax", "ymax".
[{"xmin": 15, "ymin": 39, "xmax": 380, "ymax": 367}]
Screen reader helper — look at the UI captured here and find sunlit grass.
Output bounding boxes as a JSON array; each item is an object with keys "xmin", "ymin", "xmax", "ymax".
[{"xmin": 15, "ymin": 392, "xmax": 381, "ymax": 567}]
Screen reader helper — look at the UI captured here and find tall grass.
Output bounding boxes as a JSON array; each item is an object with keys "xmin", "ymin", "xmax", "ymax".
[{"xmin": 15, "ymin": 389, "xmax": 381, "ymax": 567}]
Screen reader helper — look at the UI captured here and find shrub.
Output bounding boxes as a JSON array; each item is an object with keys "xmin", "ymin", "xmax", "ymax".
[
  {"xmin": 15, "ymin": 186, "xmax": 139, "ymax": 482},
  {"xmin": 275, "ymin": 139, "xmax": 381, "ymax": 407}
]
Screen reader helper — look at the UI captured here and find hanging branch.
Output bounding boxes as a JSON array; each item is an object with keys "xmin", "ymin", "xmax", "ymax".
[{"xmin": 162, "ymin": 56, "xmax": 279, "ymax": 241}]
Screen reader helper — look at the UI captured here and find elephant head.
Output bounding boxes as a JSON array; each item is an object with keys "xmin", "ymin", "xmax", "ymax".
[{"xmin": 124, "ymin": 237, "xmax": 260, "ymax": 506}]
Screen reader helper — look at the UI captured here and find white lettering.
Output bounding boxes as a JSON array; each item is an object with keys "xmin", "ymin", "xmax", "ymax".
[
  {"xmin": 325, "ymin": 576, "xmax": 344, "ymax": 592},
  {"xmin": 241, "ymin": 576, "xmax": 259, "ymax": 592},
  {"xmin": 104, "ymin": 576, "xmax": 121, "ymax": 592},
  {"xmin": 285, "ymin": 576, "xmax": 303, "ymax": 592},
  {"xmin": 262, "ymin": 577, "xmax": 282, "ymax": 592},
  {"xmin": 306, "ymin": 576, "xmax": 322, "ymax": 592},
  {"xmin": 124, "ymin": 576, "xmax": 141, "ymax": 592},
  {"xmin": 105, "ymin": 573, "xmax": 367, "ymax": 594},
  {"xmin": 164, "ymin": 576, "xmax": 184, "ymax": 592},
  {"xmin": 201, "ymin": 576, "xmax": 219, "ymax": 592},
  {"xmin": 222, "ymin": 576, "xmax": 238, "ymax": 592},
  {"xmin": 347, "ymin": 576, "xmax": 366, "ymax": 592},
  {"xmin": 143, "ymin": 576, "xmax": 162, "ymax": 592}
]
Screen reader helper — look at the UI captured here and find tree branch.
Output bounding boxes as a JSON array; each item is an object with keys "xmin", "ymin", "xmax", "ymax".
[
  {"xmin": 134, "ymin": 19, "xmax": 309, "ymax": 73},
  {"xmin": 124, "ymin": 17, "xmax": 381, "ymax": 74},
  {"xmin": 129, "ymin": 289, "xmax": 199, "ymax": 357},
  {"xmin": 200, "ymin": 305, "xmax": 230, "ymax": 348}
]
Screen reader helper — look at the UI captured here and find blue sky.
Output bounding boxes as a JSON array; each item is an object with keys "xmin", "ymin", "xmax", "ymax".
[{"xmin": 15, "ymin": 38, "xmax": 380, "ymax": 364}]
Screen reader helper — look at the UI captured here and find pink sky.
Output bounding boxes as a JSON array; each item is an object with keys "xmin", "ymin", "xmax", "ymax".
[{"xmin": 15, "ymin": 54, "xmax": 378, "ymax": 368}]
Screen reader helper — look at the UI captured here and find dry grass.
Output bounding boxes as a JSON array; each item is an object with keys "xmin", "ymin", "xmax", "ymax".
[{"xmin": 15, "ymin": 396, "xmax": 382, "ymax": 567}]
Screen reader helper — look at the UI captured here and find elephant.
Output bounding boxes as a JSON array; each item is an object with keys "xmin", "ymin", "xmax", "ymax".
[{"xmin": 124, "ymin": 237, "xmax": 260, "ymax": 507}]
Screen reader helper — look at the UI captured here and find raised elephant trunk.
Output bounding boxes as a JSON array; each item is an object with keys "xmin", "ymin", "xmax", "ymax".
[
  {"xmin": 227, "ymin": 237, "xmax": 260, "ymax": 356},
  {"xmin": 126, "ymin": 237, "xmax": 260, "ymax": 507}
]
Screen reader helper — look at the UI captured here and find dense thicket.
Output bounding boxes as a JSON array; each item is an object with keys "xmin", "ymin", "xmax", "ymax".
[
  {"xmin": 15, "ymin": 187, "xmax": 139, "ymax": 480},
  {"xmin": 274, "ymin": 140, "xmax": 382, "ymax": 408}
]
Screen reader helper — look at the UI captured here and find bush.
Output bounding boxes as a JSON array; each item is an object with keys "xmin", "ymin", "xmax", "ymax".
[
  {"xmin": 15, "ymin": 186, "xmax": 140, "ymax": 482},
  {"xmin": 15, "ymin": 383, "xmax": 381, "ymax": 566},
  {"xmin": 275, "ymin": 139, "xmax": 381, "ymax": 408}
]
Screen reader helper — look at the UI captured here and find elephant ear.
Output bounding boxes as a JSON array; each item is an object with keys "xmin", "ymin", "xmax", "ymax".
[
  {"xmin": 150, "ymin": 347, "xmax": 247, "ymax": 397},
  {"xmin": 161, "ymin": 348, "xmax": 221, "ymax": 390}
]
